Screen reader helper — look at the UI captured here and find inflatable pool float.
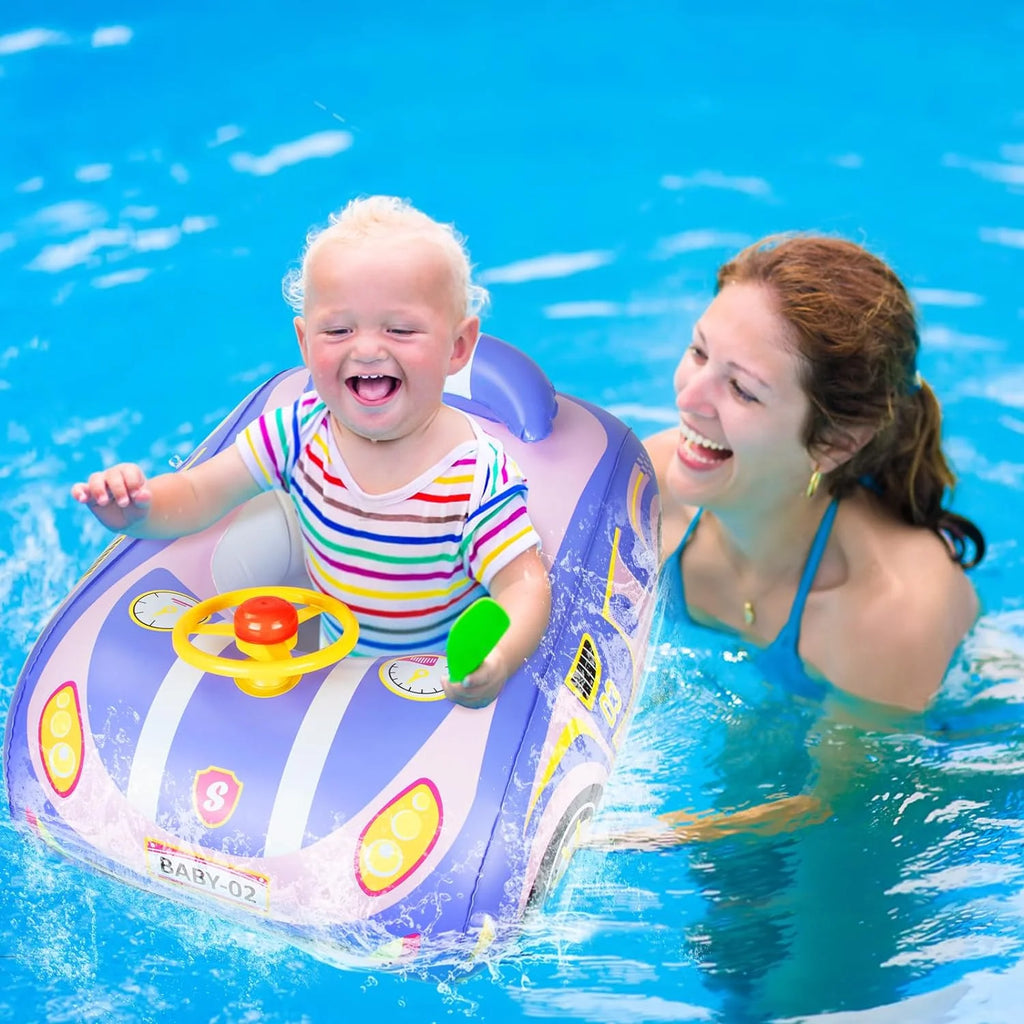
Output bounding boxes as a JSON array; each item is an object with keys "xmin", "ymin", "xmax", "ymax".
[{"xmin": 3, "ymin": 334, "xmax": 660, "ymax": 960}]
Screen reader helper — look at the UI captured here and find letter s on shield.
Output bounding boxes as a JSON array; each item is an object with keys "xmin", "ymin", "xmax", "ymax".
[{"xmin": 193, "ymin": 766, "xmax": 244, "ymax": 828}]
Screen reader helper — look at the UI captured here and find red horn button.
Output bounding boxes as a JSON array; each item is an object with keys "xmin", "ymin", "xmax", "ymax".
[{"xmin": 233, "ymin": 596, "xmax": 299, "ymax": 644}]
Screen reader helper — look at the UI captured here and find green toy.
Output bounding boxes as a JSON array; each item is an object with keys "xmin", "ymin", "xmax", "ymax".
[{"xmin": 446, "ymin": 597, "xmax": 511, "ymax": 684}]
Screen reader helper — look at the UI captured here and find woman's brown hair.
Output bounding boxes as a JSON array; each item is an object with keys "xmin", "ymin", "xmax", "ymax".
[{"xmin": 717, "ymin": 234, "xmax": 984, "ymax": 568}]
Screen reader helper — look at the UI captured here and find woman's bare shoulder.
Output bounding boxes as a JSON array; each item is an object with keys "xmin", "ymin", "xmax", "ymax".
[
  {"xmin": 848, "ymin": 504, "xmax": 977, "ymax": 613},
  {"xmin": 643, "ymin": 429, "xmax": 697, "ymax": 560},
  {"xmin": 816, "ymin": 502, "xmax": 979, "ymax": 709},
  {"xmin": 643, "ymin": 428, "xmax": 677, "ymax": 483}
]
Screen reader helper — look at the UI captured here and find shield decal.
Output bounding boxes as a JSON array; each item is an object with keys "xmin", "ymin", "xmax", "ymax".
[{"xmin": 193, "ymin": 766, "xmax": 243, "ymax": 828}]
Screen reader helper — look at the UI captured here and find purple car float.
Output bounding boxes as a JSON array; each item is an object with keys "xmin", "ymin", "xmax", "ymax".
[{"xmin": 4, "ymin": 335, "xmax": 660, "ymax": 961}]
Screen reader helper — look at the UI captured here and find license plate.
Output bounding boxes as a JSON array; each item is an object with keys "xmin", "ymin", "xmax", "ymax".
[{"xmin": 145, "ymin": 839, "xmax": 270, "ymax": 913}]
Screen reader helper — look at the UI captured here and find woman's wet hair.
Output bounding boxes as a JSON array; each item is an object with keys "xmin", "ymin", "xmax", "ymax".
[
  {"xmin": 717, "ymin": 234, "xmax": 984, "ymax": 568},
  {"xmin": 282, "ymin": 194, "xmax": 489, "ymax": 320}
]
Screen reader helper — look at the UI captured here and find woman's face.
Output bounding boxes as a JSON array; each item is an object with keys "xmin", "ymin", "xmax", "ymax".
[{"xmin": 665, "ymin": 281, "xmax": 817, "ymax": 511}]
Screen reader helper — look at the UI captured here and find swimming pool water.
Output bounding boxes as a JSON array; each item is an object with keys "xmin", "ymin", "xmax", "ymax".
[{"xmin": 2, "ymin": 2, "xmax": 1024, "ymax": 1021}]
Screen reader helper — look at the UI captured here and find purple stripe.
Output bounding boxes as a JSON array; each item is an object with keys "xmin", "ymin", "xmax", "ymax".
[
  {"xmin": 258, "ymin": 413, "xmax": 286, "ymax": 489},
  {"xmin": 293, "ymin": 477, "xmax": 463, "ymax": 546},
  {"xmin": 315, "ymin": 548, "xmax": 464, "ymax": 582},
  {"xmin": 468, "ymin": 504, "xmax": 529, "ymax": 565}
]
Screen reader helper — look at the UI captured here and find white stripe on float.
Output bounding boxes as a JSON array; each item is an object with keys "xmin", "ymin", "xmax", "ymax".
[
  {"xmin": 262, "ymin": 658, "xmax": 368, "ymax": 857},
  {"xmin": 126, "ymin": 633, "xmax": 234, "ymax": 820}
]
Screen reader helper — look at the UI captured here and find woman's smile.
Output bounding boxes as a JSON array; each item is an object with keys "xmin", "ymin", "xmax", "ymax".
[{"xmin": 677, "ymin": 419, "xmax": 733, "ymax": 470}]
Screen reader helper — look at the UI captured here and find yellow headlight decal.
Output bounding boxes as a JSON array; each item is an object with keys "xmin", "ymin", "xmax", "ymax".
[
  {"xmin": 39, "ymin": 681, "xmax": 84, "ymax": 798},
  {"xmin": 355, "ymin": 779, "xmax": 442, "ymax": 896}
]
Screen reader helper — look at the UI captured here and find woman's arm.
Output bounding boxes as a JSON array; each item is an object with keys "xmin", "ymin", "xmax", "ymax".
[
  {"xmin": 582, "ymin": 793, "xmax": 833, "ymax": 851},
  {"xmin": 582, "ymin": 695, "xmax": 899, "ymax": 851}
]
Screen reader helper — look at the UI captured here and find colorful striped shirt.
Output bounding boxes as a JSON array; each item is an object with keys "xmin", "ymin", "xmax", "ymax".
[{"xmin": 235, "ymin": 394, "xmax": 541, "ymax": 656}]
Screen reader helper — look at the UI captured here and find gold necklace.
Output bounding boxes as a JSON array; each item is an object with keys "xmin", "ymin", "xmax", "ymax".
[
  {"xmin": 741, "ymin": 546, "xmax": 813, "ymax": 627},
  {"xmin": 742, "ymin": 581, "xmax": 791, "ymax": 626},
  {"xmin": 715, "ymin": 503, "xmax": 829, "ymax": 631}
]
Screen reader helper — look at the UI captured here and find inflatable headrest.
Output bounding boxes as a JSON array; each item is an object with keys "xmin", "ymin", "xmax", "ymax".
[{"xmin": 444, "ymin": 333, "xmax": 557, "ymax": 443}]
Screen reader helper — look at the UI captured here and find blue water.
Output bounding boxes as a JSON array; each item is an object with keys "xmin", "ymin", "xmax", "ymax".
[{"xmin": 3, "ymin": 2, "xmax": 1024, "ymax": 1021}]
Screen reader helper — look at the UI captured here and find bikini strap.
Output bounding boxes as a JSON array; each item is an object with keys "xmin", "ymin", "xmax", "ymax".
[
  {"xmin": 679, "ymin": 507, "xmax": 704, "ymax": 550},
  {"xmin": 662, "ymin": 507, "xmax": 704, "ymax": 628},
  {"xmin": 774, "ymin": 498, "xmax": 840, "ymax": 651}
]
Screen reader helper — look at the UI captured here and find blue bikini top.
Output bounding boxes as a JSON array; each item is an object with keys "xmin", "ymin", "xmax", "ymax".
[{"xmin": 661, "ymin": 499, "xmax": 840, "ymax": 701}]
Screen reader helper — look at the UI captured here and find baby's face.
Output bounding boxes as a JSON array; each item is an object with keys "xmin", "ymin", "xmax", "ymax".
[{"xmin": 295, "ymin": 234, "xmax": 476, "ymax": 444}]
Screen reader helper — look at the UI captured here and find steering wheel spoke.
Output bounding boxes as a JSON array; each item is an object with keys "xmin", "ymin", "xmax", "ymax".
[
  {"xmin": 192, "ymin": 620, "xmax": 237, "ymax": 637},
  {"xmin": 171, "ymin": 586, "xmax": 359, "ymax": 697}
]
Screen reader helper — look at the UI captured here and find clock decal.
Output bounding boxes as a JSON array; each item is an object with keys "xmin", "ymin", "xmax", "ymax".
[
  {"xmin": 379, "ymin": 655, "xmax": 448, "ymax": 702},
  {"xmin": 129, "ymin": 590, "xmax": 207, "ymax": 632}
]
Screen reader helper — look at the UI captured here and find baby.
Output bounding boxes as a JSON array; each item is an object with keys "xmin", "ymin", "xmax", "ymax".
[{"xmin": 72, "ymin": 195, "xmax": 551, "ymax": 708}]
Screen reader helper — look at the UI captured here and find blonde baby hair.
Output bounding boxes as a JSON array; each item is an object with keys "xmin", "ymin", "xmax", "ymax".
[{"xmin": 282, "ymin": 195, "xmax": 489, "ymax": 320}]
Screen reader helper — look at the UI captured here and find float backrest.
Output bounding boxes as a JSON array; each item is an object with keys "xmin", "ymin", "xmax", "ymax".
[{"xmin": 443, "ymin": 333, "xmax": 557, "ymax": 443}]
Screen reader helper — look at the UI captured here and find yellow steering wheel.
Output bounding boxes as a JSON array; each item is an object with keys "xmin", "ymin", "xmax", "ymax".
[{"xmin": 171, "ymin": 586, "xmax": 359, "ymax": 698}]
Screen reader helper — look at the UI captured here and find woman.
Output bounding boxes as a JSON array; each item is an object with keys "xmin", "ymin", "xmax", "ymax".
[
  {"xmin": 581, "ymin": 235, "xmax": 989, "ymax": 1018},
  {"xmin": 588, "ymin": 234, "xmax": 986, "ymax": 852},
  {"xmin": 646, "ymin": 233, "xmax": 983, "ymax": 713}
]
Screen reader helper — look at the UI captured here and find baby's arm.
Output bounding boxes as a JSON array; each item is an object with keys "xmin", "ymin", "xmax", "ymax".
[
  {"xmin": 444, "ymin": 547, "xmax": 551, "ymax": 709},
  {"xmin": 71, "ymin": 447, "xmax": 262, "ymax": 538}
]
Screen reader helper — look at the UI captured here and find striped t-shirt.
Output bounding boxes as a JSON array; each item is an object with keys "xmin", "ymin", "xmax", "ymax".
[{"xmin": 235, "ymin": 394, "xmax": 541, "ymax": 656}]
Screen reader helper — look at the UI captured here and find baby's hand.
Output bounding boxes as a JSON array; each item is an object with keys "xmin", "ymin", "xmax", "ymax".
[
  {"xmin": 71, "ymin": 463, "xmax": 153, "ymax": 532},
  {"xmin": 442, "ymin": 650, "xmax": 509, "ymax": 710}
]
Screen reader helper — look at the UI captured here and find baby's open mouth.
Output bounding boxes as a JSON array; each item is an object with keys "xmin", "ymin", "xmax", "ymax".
[{"xmin": 347, "ymin": 374, "xmax": 400, "ymax": 404}]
